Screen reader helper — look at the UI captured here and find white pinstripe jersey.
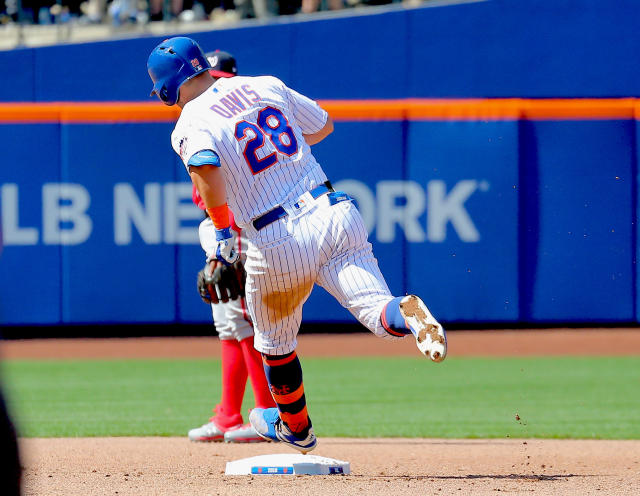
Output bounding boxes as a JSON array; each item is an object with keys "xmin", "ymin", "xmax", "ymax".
[
  {"xmin": 171, "ymin": 77, "xmax": 396, "ymax": 355},
  {"xmin": 172, "ymin": 75, "xmax": 329, "ymax": 228}
]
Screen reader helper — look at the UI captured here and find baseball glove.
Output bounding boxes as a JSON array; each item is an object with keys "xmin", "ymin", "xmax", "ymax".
[{"xmin": 197, "ymin": 259, "xmax": 246, "ymax": 304}]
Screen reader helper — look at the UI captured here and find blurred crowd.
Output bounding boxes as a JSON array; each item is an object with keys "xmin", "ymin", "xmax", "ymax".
[{"xmin": 0, "ymin": 0, "xmax": 405, "ymax": 26}]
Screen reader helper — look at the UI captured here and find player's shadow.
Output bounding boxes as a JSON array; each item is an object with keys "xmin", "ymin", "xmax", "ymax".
[
  {"xmin": 433, "ymin": 473, "xmax": 586, "ymax": 481},
  {"xmin": 327, "ymin": 440, "xmax": 517, "ymax": 446},
  {"xmin": 360, "ymin": 473, "xmax": 593, "ymax": 482}
]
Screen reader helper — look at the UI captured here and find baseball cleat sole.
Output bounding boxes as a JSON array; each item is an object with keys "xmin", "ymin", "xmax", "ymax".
[{"xmin": 399, "ymin": 295, "xmax": 447, "ymax": 362}]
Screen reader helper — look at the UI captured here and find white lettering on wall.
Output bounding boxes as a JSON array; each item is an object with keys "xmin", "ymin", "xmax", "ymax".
[
  {"xmin": 163, "ymin": 183, "xmax": 201, "ymax": 244},
  {"xmin": 114, "ymin": 183, "xmax": 162, "ymax": 245},
  {"xmin": 376, "ymin": 180, "xmax": 426, "ymax": 243},
  {"xmin": 42, "ymin": 183, "xmax": 92, "ymax": 245},
  {"xmin": 0, "ymin": 179, "xmax": 487, "ymax": 246},
  {"xmin": 1, "ymin": 183, "xmax": 38, "ymax": 245},
  {"xmin": 336, "ymin": 179, "xmax": 486, "ymax": 243},
  {"xmin": 427, "ymin": 180, "xmax": 481, "ymax": 242}
]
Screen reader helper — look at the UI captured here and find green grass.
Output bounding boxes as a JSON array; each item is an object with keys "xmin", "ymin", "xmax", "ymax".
[{"xmin": 1, "ymin": 356, "xmax": 639, "ymax": 439}]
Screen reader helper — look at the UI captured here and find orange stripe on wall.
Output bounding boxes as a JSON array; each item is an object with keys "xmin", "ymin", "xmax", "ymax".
[
  {"xmin": 0, "ymin": 99, "xmax": 639, "ymax": 123},
  {"xmin": 407, "ymin": 99, "xmax": 523, "ymax": 120},
  {"xmin": 324, "ymin": 99, "xmax": 639, "ymax": 120},
  {"xmin": 321, "ymin": 99, "xmax": 523, "ymax": 120},
  {"xmin": 321, "ymin": 100, "xmax": 408, "ymax": 121},
  {"xmin": 61, "ymin": 103, "xmax": 180, "ymax": 123},
  {"xmin": 521, "ymin": 98, "xmax": 638, "ymax": 120},
  {"xmin": 0, "ymin": 103, "xmax": 64, "ymax": 123},
  {"xmin": 0, "ymin": 102, "xmax": 179, "ymax": 123}
]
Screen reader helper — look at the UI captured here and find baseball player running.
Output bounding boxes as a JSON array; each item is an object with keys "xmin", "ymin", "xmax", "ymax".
[
  {"xmin": 147, "ymin": 37, "xmax": 447, "ymax": 454},
  {"xmin": 188, "ymin": 51, "xmax": 275, "ymax": 444}
]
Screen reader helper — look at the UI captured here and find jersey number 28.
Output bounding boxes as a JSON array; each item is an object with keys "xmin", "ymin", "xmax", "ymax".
[{"xmin": 234, "ymin": 106, "xmax": 298, "ymax": 175}]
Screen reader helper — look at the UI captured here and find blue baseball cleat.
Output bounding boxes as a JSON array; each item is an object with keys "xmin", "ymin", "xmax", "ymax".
[{"xmin": 249, "ymin": 408, "xmax": 318, "ymax": 454}]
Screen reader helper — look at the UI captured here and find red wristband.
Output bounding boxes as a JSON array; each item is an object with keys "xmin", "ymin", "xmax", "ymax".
[{"xmin": 206, "ymin": 204, "xmax": 231, "ymax": 230}]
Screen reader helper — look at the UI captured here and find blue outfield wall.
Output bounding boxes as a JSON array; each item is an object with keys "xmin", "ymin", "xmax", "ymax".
[
  {"xmin": 0, "ymin": 116, "xmax": 635, "ymax": 325},
  {"xmin": 404, "ymin": 121, "xmax": 520, "ymax": 322},
  {"xmin": 519, "ymin": 120, "xmax": 635, "ymax": 322},
  {"xmin": 2, "ymin": 1, "xmax": 640, "ymax": 101},
  {"xmin": 1, "ymin": 0, "xmax": 639, "ymax": 326}
]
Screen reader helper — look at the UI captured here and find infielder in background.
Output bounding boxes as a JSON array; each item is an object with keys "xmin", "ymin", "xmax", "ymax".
[
  {"xmin": 147, "ymin": 37, "xmax": 447, "ymax": 454},
  {"xmin": 188, "ymin": 51, "xmax": 275, "ymax": 444},
  {"xmin": 0, "ymin": 219, "xmax": 22, "ymax": 494}
]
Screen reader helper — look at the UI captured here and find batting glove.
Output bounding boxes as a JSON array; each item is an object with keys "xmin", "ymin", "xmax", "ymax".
[{"xmin": 212, "ymin": 227, "xmax": 239, "ymax": 266}]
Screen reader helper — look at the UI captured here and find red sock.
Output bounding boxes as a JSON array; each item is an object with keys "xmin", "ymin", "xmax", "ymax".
[
  {"xmin": 240, "ymin": 336, "xmax": 276, "ymax": 409},
  {"xmin": 214, "ymin": 339, "xmax": 247, "ymax": 430}
]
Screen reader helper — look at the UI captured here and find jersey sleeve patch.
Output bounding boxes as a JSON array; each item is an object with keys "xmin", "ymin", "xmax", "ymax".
[{"xmin": 187, "ymin": 149, "xmax": 221, "ymax": 167}]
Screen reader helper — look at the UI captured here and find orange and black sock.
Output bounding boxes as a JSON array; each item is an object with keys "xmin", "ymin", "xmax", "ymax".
[{"xmin": 262, "ymin": 351, "xmax": 310, "ymax": 435}]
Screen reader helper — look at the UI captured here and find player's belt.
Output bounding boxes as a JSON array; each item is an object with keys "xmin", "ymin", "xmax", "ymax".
[{"xmin": 252, "ymin": 181, "xmax": 334, "ymax": 231}]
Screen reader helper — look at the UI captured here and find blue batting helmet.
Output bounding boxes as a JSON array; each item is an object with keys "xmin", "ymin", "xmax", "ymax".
[{"xmin": 147, "ymin": 37, "xmax": 211, "ymax": 106}]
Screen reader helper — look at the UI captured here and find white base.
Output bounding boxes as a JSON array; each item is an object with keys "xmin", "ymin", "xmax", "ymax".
[{"xmin": 225, "ymin": 453, "xmax": 350, "ymax": 475}]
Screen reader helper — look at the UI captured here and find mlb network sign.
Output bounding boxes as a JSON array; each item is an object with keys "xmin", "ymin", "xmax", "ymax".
[{"xmin": 0, "ymin": 179, "xmax": 488, "ymax": 246}]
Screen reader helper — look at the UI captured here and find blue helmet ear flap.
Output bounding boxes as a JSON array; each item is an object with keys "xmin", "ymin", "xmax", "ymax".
[{"xmin": 159, "ymin": 86, "xmax": 171, "ymax": 104}]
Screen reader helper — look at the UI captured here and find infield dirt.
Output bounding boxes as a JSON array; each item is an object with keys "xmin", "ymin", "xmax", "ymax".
[{"xmin": 5, "ymin": 329, "xmax": 640, "ymax": 496}]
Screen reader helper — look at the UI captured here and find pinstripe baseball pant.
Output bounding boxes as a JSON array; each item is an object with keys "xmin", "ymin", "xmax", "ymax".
[{"xmin": 244, "ymin": 195, "xmax": 394, "ymax": 355}]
